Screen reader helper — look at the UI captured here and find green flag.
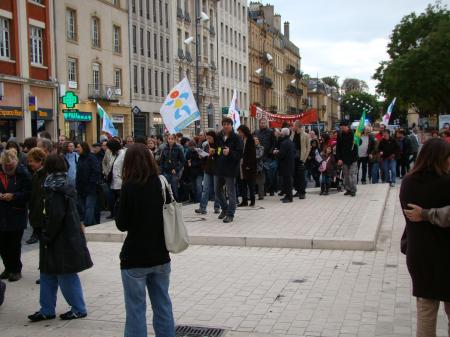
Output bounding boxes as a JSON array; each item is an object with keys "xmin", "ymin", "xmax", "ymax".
[{"xmin": 353, "ymin": 110, "xmax": 366, "ymax": 147}]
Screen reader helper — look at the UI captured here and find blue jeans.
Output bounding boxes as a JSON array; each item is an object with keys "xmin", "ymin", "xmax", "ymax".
[
  {"xmin": 192, "ymin": 175, "xmax": 203, "ymax": 203},
  {"xmin": 39, "ymin": 272, "xmax": 87, "ymax": 316},
  {"xmin": 383, "ymin": 159, "xmax": 396, "ymax": 184},
  {"xmin": 214, "ymin": 175, "xmax": 237, "ymax": 217},
  {"xmin": 121, "ymin": 263, "xmax": 175, "ymax": 337},
  {"xmin": 199, "ymin": 173, "xmax": 220, "ymax": 211},
  {"xmin": 263, "ymin": 159, "xmax": 278, "ymax": 193},
  {"xmin": 371, "ymin": 162, "xmax": 380, "ymax": 183},
  {"xmin": 163, "ymin": 173, "xmax": 179, "ymax": 201},
  {"xmin": 321, "ymin": 174, "xmax": 330, "ymax": 185},
  {"xmin": 78, "ymin": 193, "xmax": 97, "ymax": 226}
]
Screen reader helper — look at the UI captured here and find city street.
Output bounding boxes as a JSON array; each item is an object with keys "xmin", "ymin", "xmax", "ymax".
[{"xmin": 0, "ymin": 185, "xmax": 448, "ymax": 337}]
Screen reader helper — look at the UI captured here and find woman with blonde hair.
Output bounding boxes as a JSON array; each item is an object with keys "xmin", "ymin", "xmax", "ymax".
[{"xmin": 0, "ymin": 150, "xmax": 31, "ymax": 282}]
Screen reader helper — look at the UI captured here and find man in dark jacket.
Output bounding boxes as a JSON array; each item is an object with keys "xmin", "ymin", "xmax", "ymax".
[
  {"xmin": 276, "ymin": 128, "xmax": 295, "ymax": 203},
  {"xmin": 378, "ymin": 129, "xmax": 399, "ymax": 187},
  {"xmin": 253, "ymin": 119, "xmax": 277, "ymax": 195},
  {"xmin": 76, "ymin": 142, "xmax": 101, "ymax": 227},
  {"xmin": 215, "ymin": 117, "xmax": 243, "ymax": 223},
  {"xmin": 336, "ymin": 120, "xmax": 358, "ymax": 196},
  {"xmin": 0, "ymin": 150, "xmax": 31, "ymax": 282}
]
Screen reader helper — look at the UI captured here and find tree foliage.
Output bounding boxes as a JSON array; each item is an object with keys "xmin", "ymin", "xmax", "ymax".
[
  {"xmin": 341, "ymin": 78, "xmax": 369, "ymax": 93},
  {"xmin": 373, "ymin": 2, "xmax": 450, "ymax": 116},
  {"xmin": 340, "ymin": 91, "xmax": 382, "ymax": 122},
  {"xmin": 321, "ymin": 76, "xmax": 340, "ymax": 89}
]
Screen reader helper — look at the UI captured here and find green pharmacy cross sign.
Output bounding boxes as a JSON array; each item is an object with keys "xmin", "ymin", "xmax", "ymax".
[{"xmin": 61, "ymin": 91, "xmax": 79, "ymax": 109}]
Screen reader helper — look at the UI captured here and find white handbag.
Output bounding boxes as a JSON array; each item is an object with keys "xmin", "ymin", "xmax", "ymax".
[{"xmin": 159, "ymin": 175, "xmax": 189, "ymax": 253}]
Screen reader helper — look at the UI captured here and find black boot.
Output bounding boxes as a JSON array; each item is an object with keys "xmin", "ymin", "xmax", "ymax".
[
  {"xmin": 249, "ymin": 199, "xmax": 255, "ymax": 207},
  {"xmin": 320, "ymin": 183, "xmax": 324, "ymax": 195},
  {"xmin": 238, "ymin": 199, "xmax": 248, "ymax": 207},
  {"xmin": 324, "ymin": 184, "xmax": 329, "ymax": 195}
]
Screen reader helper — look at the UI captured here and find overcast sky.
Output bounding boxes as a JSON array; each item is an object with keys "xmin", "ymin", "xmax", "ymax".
[{"xmin": 260, "ymin": 0, "xmax": 444, "ymax": 94}]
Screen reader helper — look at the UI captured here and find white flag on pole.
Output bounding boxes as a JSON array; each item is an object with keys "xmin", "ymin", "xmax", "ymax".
[
  {"xmin": 160, "ymin": 77, "xmax": 200, "ymax": 133},
  {"xmin": 382, "ymin": 97, "xmax": 396, "ymax": 125},
  {"xmin": 227, "ymin": 88, "xmax": 241, "ymax": 131}
]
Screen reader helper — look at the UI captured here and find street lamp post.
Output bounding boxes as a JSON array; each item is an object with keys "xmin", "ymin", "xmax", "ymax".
[{"xmin": 185, "ymin": 2, "xmax": 209, "ymax": 135}]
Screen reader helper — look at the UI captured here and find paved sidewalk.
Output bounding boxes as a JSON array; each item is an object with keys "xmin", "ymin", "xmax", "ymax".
[
  {"xmin": 0, "ymin": 186, "xmax": 449, "ymax": 337},
  {"xmin": 86, "ymin": 184, "xmax": 390, "ymax": 250}
]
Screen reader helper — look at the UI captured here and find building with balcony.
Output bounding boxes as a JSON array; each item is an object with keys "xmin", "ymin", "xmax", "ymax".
[
  {"xmin": 283, "ymin": 22, "xmax": 308, "ymax": 115},
  {"xmin": 218, "ymin": 0, "xmax": 249, "ymax": 127},
  {"xmin": 173, "ymin": 0, "xmax": 220, "ymax": 135},
  {"xmin": 54, "ymin": 0, "xmax": 131, "ymax": 143},
  {"xmin": 307, "ymin": 79, "xmax": 341, "ymax": 129},
  {"xmin": 248, "ymin": 2, "xmax": 304, "ymax": 125},
  {"xmin": 0, "ymin": 0, "xmax": 57, "ymax": 141},
  {"xmin": 130, "ymin": 0, "xmax": 173, "ymax": 136}
]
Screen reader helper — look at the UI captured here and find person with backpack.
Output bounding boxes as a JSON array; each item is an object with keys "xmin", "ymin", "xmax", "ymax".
[{"xmin": 28, "ymin": 154, "xmax": 92, "ymax": 322}]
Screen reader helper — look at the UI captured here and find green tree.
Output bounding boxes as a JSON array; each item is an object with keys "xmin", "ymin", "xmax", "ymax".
[
  {"xmin": 341, "ymin": 92, "xmax": 382, "ymax": 122},
  {"xmin": 321, "ymin": 76, "xmax": 340, "ymax": 89},
  {"xmin": 341, "ymin": 78, "xmax": 369, "ymax": 93},
  {"xmin": 373, "ymin": 2, "xmax": 450, "ymax": 116}
]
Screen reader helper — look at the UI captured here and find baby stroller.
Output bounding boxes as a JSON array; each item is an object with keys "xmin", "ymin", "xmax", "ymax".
[{"xmin": 330, "ymin": 164, "xmax": 344, "ymax": 192}]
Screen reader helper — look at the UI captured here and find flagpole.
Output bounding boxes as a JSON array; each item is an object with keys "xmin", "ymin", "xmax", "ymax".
[{"xmin": 194, "ymin": 0, "xmax": 200, "ymax": 135}]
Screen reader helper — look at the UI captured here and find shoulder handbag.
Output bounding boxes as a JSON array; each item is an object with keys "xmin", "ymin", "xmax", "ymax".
[{"xmin": 159, "ymin": 175, "xmax": 189, "ymax": 253}]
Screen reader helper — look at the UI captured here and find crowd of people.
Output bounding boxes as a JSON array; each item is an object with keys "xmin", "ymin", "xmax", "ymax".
[{"xmin": 0, "ymin": 119, "xmax": 449, "ymax": 336}]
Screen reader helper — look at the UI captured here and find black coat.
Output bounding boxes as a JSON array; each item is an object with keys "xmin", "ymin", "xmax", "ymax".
[
  {"xmin": 336, "ymin": 130, "xmax": 358, "ymax": 165},
  {"xmin": 40, "ymin": 182, "xmax": 93, "ymax": 274},
  {"xmin": 215, "ymin": 131, "xmax": 243, "ymax": 178},
  {"xmin": 29, "ymin": 168, "xmax": 47, "ymax": 229},
  {"xmin": 115, "ymin": 175, "xmax": 170, "ymax": 269},
  {"xmin": 277, "ymin": 136, "xmax": 295, "ymax": 177},
  {"xmin": 76, "ymin": 153, "xmax": 101, "ymax": 196},
  {"xmin": 0, "ymin": 165, "xmax": 31, "ymax": 231},
  {"xmin": 378, "ymin": 137, "xmax": 400, "ymax": 159},
  {"xmin": 242, "ymin": 137, "xmax": 257, "ymax": 180},
  {"xmin": 253, "ymin": 127, "xmax": 276, "ymax": 158},
  {"xmin": 400, "ymin": 172, "xmax": 450, "ymax": 301}
]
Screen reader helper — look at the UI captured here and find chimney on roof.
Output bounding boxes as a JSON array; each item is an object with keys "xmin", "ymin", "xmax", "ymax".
[{"xmin": 284, "ymin": 21, "xmax": 290, "ymax": 40}]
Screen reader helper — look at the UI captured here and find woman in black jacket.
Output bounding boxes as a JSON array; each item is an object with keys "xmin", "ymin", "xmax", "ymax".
[
  {"xmin": 237, "ymin": 125, "xmax": 257, "ymax": 207},
  {"xmin": 116, "ymin": 144, "xmax": 175, "ymax": 337},
  {"xmin": 75, "ymin": 142, "xmax": 101, "ymax": 227},
  {"xmin": 28, "ymin": 154, "xmax": 92, "ymax": 322},
  {"xmin": 0, "ymin": 150, "xmax": 31, "ymax": 282},
  {"xmin": 400, "ymin": 138, "xmax": 450, "ymax": 337}
]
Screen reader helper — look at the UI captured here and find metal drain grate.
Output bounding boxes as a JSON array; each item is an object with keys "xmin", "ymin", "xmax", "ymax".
[{"xmin": 175, "ymin": 325, "xmax": 225, "ymax": 337}]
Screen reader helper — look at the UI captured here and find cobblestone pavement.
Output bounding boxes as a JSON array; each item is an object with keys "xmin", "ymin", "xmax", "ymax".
[
  {"xmin": 86, "ymin": 184, "xmax": 389, "ymax": 250},
  {"xmin": 0, "ymin": 186, "xmax": 448, "ymax": 337}
]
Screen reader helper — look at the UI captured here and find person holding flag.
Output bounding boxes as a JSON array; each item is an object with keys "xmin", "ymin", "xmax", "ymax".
[{"xmin": 336, "ymin": 120, "xmax": 359, "ymax": 197}]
